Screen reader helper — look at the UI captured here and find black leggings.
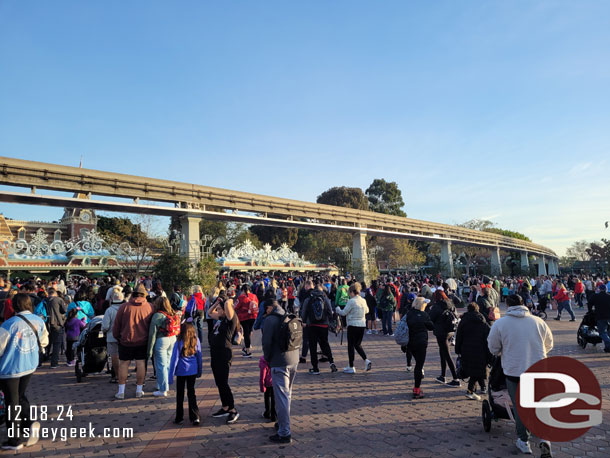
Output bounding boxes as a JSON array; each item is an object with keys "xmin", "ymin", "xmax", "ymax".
[
  {"xmin": 241, "ymin": 319, "xmax": 255, "ymax": 350},
  {"xmin": 436, "ymin": 334, "xmax": 457, "ymax": 379},
  {"xmin": 407, "ymin": 342, "xmax": 427, "ymax": 388},
  {"xmin": 176, "ymin": 374, "xmax": 200, "ymax": 422},
  {"xmin": 467, "ymin": 376, "xmax": 486, "ymax": 392},
  {"xmin": 0, "ymin": 374, "xmax": 33, "ymax": 446},
  {"xmin": 264, "ymin": 386, "xmax": 276, "ymax": 420},
  {"xmin": 347, "ymin": 326, "xmax": 367, "ymax": 367},
  {"xmin": 211, "ymin": 350, "xmax": 234, "ymax": 409},
  {"xmin": 66, "ymin": 339, "xmax": 77, "ymax": 362}
]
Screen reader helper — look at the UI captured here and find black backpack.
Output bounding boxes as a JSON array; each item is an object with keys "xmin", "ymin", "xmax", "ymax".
[
  {"xmin": 274, "ymin": 312, "xmax": 303, "ymax": 352},
  {"xmin": 309, "ymin": 294, "xmax": 326, "ymax": 322}
]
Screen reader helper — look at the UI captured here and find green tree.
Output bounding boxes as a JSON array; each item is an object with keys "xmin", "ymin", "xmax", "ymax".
[
  {"xmin": 365, "ymin": 179, "xmax": 406, "ymax": 217},
  {"xmin": 566, "ymin": 240, "xmax": 591, "ymax": 262},
  {"xmin": 317, "ymin": 186, "xmax": 369, "ymax": 210},
  {"xmin": 586, "ymin": 239, "xmax": 610, "ymax": 263},
  {"xmin": 153, "ymin": 249, "xmax": 193, "ymax": 292},
  {"xmin": 250, "ymin": 225, "xmax": 298, "ymax": 248},
  {"xmin": 192, "ymin": 255, "xmax": 220, "ymax": 295}
]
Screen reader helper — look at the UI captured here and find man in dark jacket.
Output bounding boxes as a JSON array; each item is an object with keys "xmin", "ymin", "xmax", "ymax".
[
  {"xmin": 406, "ymin": 297, "xmax": 434, "ymax": 399},
  {"xmin": 455, "ymin": 303, "xmax": 490, "ymax": 400},
  {"xmin": 298, "ymin": 280, "xmax": 313, "ymax": 363},
  {"xmin": 262, "ymin": 300, "xmax": 299, "ymax": 444},
  {"xmin": 300, "ymin": 283, "xmax": 337, "ymax": 374},
  {"xmin": 588, "ymin": 284, "xmax": 610, "ymax": 353},
  {"xmin": 476, "ymin": 285, "xmax": 494, "ymax": 323},
  {"xmin": 46, "ymin": 288, "xmax": 67, "ymax": 368}
]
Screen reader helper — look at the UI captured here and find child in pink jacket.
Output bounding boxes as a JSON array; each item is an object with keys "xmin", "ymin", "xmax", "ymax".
[{"xmin": 259, "ymin": 356, "xmax": 276, "ymax": 421}]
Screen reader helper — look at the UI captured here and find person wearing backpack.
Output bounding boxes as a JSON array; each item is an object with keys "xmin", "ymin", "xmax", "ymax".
[
  {"xmin": 262, "ymin": 299, "xmax": 299, "ymax": 444},
  {"xmin": 335, "ymin": 282, "xmax": 371, "ymax": 374},
  {"xmin": 66, "ymin": 289, "xmax": 95, "ymax": 324},
  {"xmin": 300, "ymin": 283, "xmax": 337, "ymax": 375},
  {"xmin": 454, "ymin": 302, "xmax": 490, "ymax": 401},
  {"xmin": 147, "ymin": 297, "xmax": 180, "ymax": 397},
  {"xmin": 208, "ymin": 290, "xmax": 240, "ymax": 424},
  {"xmin": 184, "ymin": 285, "xmax": 206, "ymax": 346},
  {"xmin": 428, "ymin": 291, "xmax": 461, "ymax": 387},
  {"xmin": 406, "ymin": 297, "xmax": 434, "ymax": 399}
]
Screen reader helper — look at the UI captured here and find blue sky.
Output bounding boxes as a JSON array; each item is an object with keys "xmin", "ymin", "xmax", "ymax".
[{"xmin": 1, "ymin": 1, "xmax": 609, "ymax": 255}]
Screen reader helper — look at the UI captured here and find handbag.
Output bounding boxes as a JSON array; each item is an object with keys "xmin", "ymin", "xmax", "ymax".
[{"xmin": 456, "ymin": 355, "xmax": 467, "ymax": 380}]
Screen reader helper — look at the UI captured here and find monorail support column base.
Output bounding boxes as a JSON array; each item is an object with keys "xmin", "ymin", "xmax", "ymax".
[
  {"xmin": 179, "ymin": 215, "xmax": 202, "ymax": 263},
  {"xmin": 491, "ymin": 247, "xmax": 502, "ymax": 276},
  {"xmin": 352, "ymin": 231, "xmax": 370, "ymax": 284},
  {"xmin": 440, "ymin": 241, "xmax": 454, "ymax": 277}
]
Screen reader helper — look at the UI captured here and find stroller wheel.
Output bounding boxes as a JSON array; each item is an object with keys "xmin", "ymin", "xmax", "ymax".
[
  {"xmin": 539, "ymin": 311, "xmax": 547, "ymax": 320},
  {"xmin": 482, "ymin": 400, "xmax": 492, "ymax": 432},
  {"xmin": 577, "ymin": 335, "xmax": 587, "ymax": 349}
]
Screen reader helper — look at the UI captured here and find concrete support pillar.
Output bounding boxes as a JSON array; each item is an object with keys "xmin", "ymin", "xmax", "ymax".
[
  {"xmin": 352, "ymin": 231, "xmax": 369, "ymax": 283},
  {"xmin": 536, "ymin": 256, "xmax": 547, "ymax": 276},
  {"xmin": 548, "ymin": 259, "xmax": 559, "ymax": 276},
  {"xmin": 521, "ymin": 251, "xmax": 530, "ymax": 272},
  {"xmin": 440, "ymin": 241, "xmax": 454, "ymax": 277},
  {"xmin": 180, "ymin": 215, "xmax": 201, "ymax": 263},
  {"xmin": 491, "ymin": 247, "xmax": 502, "ymax": 276}
]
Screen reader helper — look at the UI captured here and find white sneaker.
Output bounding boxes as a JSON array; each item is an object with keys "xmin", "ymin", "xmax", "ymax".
[
  {"xmin": 465, "ymin": 391, "xmax": 481, "ymax": 401},
  {"xmin": 406, "ymin": 365, "xmax": 413, "ymax": 372},
  {"xmin": 343, "ymin": 366, "xmax": 355, "ymax": 374},
  {"xmin": 135, "ymin": 390, "xmax": 144, "ymax": 398},
  {"xmin": 366, "ymin": 329, "xmax": 373, "ymax": 335},
  {"xmin": 516, "ymin": 439, "xmax": 532, "ymax": 454},
  {"xmin": 153, "ymin": 390, "xmax": 167, "ymax": 397},
  {"xmin": 114, "ymin": 392, "xmax": 124, "ymax": 400},
  {"xmin": 26, "ymin": 421, "xmax": 40, "ymax": 447},
  {"xmin": 365, "ymin": 359, "xmax": 372, "ymax": 371}
]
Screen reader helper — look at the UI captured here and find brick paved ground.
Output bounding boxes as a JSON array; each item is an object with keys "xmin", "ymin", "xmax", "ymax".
[{"xmin": 3, "ymin": 304, "xmax": 609, "ymax": 457}]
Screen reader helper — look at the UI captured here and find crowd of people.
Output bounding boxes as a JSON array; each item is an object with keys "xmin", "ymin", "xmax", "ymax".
[{"xmin": 0, "ymin": 270, "xmax": 608, "ymax": 453}]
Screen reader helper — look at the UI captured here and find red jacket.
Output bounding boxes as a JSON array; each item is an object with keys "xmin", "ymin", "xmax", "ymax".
[
  {"xmin": 191, "ymin": 292, "xmax": 205, "ymax": 311},
  {"xmin": 574, "ymin": 281, "xmax": 584, "ymax": 294},
  {"xmin": 553, "ymin": 289, "xmax": 570, "ymax": 303},
  {"xmin": 234, "ymin": 292, "xmax": 258, "ymax": 322}
]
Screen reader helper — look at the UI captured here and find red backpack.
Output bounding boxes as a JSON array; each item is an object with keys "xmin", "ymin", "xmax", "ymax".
[{"xmin": 159, "ymin": 312, "xmax": 180, "ymax": 337}]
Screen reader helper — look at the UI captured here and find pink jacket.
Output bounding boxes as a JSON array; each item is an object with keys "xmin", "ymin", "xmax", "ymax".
[{"xmin": 259, "ymin": 356, "xmax": 272, "ymax": 392}]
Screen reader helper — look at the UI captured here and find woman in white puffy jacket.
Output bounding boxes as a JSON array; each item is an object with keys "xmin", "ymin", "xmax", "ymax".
[{"xmin": 336, "ymin": 282, "xmax": 372, "ymax": 374}]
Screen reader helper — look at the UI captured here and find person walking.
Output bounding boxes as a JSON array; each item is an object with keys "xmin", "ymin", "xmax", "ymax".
[
  {"xmin": 169, "ymin": 322, "xmax": 202, "ymax": 426},
  {"xmin": 378, "ymin": 283, "xmax": 397, "ymax": 336},
  {"xmin": 233, "ymin": 284, "xmax": 258, "ymax": 358},
  {"xmin": 455, "ymin": 303, "xmax": 490, "ymax": 400},
  {"xmin": 262, "ymin": 299, "xmax": 299, "ymax": 444},
  {"xmin": 406, "ymin": 297, "xmax": 434, "ymax": 399},
  {"xmin": 488, "ymin": 294, "xmax": 554, "ymax": 457},
  {"xmin": 208, "ymin": 290, "xmax": 240, "ymax": 424},
  {"xmin": 147, "ymin": 297, "xmax": 180, "ymax": 397},
  {"xmin": 553, "ymin": 283, "xmax": 575, "ymax": 321},
  {"xmin": 0, "ymin": 293, "xmax": 49, "ymax": 450},
  {"xmin": 46, "ymin": 287, "xmax": 67, "ymax": 369},
  {"xmin": 112, "ymin": 283, "xmax": 154, "ymax": 400},
  {"xmin": 335, "ymin": 282, "xmax": 371, "ymax": 373},
  {"xmin": 102, "ymin": 289, "xmax": 124, "ymax": 382},
  {"xmin": 428, "ymin": 292, "xmax": 460, "ymax": 387},
  {"xmin": 300, "ymin": 283, "xmax": 337, "ymax": 375}
]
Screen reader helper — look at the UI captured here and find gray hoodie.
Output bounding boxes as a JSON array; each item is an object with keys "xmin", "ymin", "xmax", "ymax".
[
  {"xmin": 487, "ymin": 305, "xmax": 553, "ymax": 377},
  {"xmin": 262, "ymin": 305, "xmax": 299, "ymax": 368}
]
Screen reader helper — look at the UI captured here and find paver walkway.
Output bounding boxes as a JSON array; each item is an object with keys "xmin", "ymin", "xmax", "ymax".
[{"xmin": 3, "ymin": 305, "xmax": 609, "ymax": 457}]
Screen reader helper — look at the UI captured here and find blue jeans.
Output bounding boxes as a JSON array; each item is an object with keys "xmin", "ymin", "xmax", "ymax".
[
  {"xmin": 381, "ymin": 310, "xmax": 393, "ymax": 335},
  {"xmin": 597, "ymin": 319, "xmax": 610, "ymax": 350},
  {"xmin": 506, "ymin": 377, "xmax": 530, "ymax": 442},
  {"xmin": 272, "ymin": 363, "xmax": 298, "ymax": 438},
  {"xmin": 154, "ymin": 335, "xmax": 176, "ymax": 392},
  {"xmin": 556, "ymin": 301, "xmax": 575, "ymax": 320}
]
